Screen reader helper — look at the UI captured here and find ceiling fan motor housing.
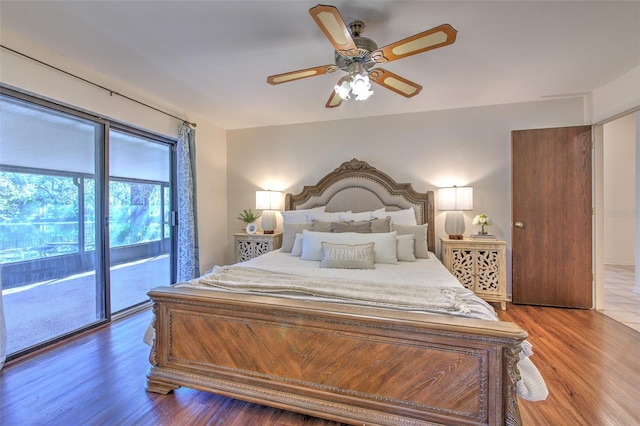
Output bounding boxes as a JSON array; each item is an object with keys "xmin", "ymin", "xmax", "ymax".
[{"xmin": 334, "ymin": 21, "xmax": 378, "ymax": 73}]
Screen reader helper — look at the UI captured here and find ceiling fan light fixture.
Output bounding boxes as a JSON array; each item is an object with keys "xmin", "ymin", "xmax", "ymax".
[
  {"xmin": 334, "ymin": 80, "xmax": 351, "ymax": 100},
  {"xmin": 350, "ymin": 73, "xmax": 373, "ymax": 100}
]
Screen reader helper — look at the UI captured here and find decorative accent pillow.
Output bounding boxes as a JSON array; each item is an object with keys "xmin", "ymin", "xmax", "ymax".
[
  {"xmin": 330, "ymin": 221, "xmax": 372, "ymax": 233},
  {"xmin": 320, "ymin": 242, "xmax": 375, "ymax": 269},
  {"xmin": 369, "ymin": 217, "xmax": 392, "ymax": 233},
  {"xmin": 325, "ymin": 218, "xmax": 390, "ymax": 233},
  {"xmin": 392, "ymin": 223, "xmax": 429, "ymax": 258},
  {"xmin": 300, "ymin": 230, "xmax": 398, "ymax": 264},
  {"xmin": 281, "ymin": 223, "xmax": 313, "ymax": 252},
  {"xmin": 338, "ymin": 208, "xmax": 386, "ymax": 221},
  {"xmin": 396, "ymin": 234, "xmax": 416, "ymax": 262},
  {"xmin": 290, "ymin": 233, "xmax": 304, "ymax": 256},
  {"xmin": 372, "ymin": 207, "xmax": 418, "ymax": 226},
  {"xmin": 281, "ymin": 206, "xmax": 325, "ymax": 224},
  {"xmin": 306, "ymin": 211, "xmax": 350, "ymax": 222},
  {"xmin": 311, "ymin": 220, "xmax": 336, "ymax": 232}
]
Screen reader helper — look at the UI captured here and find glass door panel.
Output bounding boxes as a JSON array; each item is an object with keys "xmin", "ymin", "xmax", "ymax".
[
  {"xmin": 0, "ymin": 94, "xmax": 105, "ymax": 356},
  {"xmin": 108, "ymin": 130, "xmax": 171, "ymax": 313}
]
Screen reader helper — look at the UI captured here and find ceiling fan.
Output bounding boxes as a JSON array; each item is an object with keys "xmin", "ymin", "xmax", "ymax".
[{"xmin": 266, "ymin": 4, "xmax": 457, "ymax": 108}]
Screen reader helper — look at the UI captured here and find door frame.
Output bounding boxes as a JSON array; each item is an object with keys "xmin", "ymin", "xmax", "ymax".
[
  {"xmin": 594, "ymin": 124, "xmax": 604, "ymax": 310},
  {"xmin": 593, "ymin": 108, "xmax": 640, "ymax": 310}
]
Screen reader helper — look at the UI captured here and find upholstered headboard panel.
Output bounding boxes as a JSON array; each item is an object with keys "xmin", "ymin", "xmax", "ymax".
[{"xmin": 285, "ymin": 158, "xmax": 435, "ymax": 252}]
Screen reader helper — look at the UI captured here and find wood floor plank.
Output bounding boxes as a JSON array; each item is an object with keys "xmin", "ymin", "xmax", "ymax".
[
  {"xmin": 497, "ymin": 304, "xmax": 640, "ymax": 425},
  {"xmin": 1, "ymin": 304, "xmax": 638, "ymax": 425}
]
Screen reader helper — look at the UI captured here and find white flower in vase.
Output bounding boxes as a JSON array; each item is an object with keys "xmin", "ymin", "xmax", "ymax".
[{"xmin": 472, "ymin": 213, "xmax": 491, "ymax": 235}]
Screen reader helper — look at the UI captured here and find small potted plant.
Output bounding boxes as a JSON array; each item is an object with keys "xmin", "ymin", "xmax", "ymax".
[
  {"xmin": 472, "ymin": 213, "xmax": 491, "ymax": 235},
  {"xmin": 238, "ymin": 208, "xmax": 261, "ymax": 234}
]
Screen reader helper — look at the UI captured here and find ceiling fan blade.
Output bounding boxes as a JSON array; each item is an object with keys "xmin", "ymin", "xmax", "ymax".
[
  {"xmin": 325, "ymin": 91, "xmax": 343, "ymax": 109},
  {"xmin": 267, "ymin": 64, "xmax": 337, "ymax": 85},
  {"xmin": 371, "ymin": 24, "xmax": 457, "ymax": 63},
  {"xmin": 309, "ymin": 5, "xmax": 359, "ymax": 57},
  {"xmin": 325, "ymin": 76, "xmax": 349, "ymax": 108},
  {"xmin": 369, "ymin": 68, "xmax": 422, "ymax": 98}
]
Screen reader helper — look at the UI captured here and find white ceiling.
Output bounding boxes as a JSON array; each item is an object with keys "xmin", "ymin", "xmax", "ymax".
[{"xmin": 1, "ymin": 1, "xmax": 638, "ymax": 130}]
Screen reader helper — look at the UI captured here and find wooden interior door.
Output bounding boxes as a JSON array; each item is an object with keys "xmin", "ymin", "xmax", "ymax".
[{"xmin": 512, "ymin": 126, "xmax": 592, "ymax": 308}]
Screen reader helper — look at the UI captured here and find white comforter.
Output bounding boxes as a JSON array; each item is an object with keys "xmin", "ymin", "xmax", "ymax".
[
  {"xmin": 146, "ymin": 250, "xmax": 548, "ymax": 401},
  {"xmin": 197, "ymin": 251, "xmax": 498, "ymax": 320}
]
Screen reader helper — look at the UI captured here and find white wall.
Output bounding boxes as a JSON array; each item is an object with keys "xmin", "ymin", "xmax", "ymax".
[
  {"xmin": 591, "ymin": 65, "xmax": 640, "ymax": 124},
  {"xmin": 636, "ymin": 112, "xmax": 640, "ymax": 293},
  {"xmin": 193, "ymin": 123, "xmax": 227, "ymax": 273},
  {"xmin": 603, "ymin": 114, "xmax": 636, "ymax": 265},
  {"xmin": 227, "ymin": 98, "xmax": 586, "ymax": 295},
  {"xmin": 0, "ymin": 28, "xmax": 228, "ymax": 272}
]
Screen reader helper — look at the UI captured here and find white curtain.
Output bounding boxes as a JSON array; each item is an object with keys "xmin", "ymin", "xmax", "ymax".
[
  {"xmin": 0, "ymin": 270, "xmax": 6, "ymax": 370},
  {"xmin": 176, "ymin": 124, "xmax": 200, "ymax": 282}
]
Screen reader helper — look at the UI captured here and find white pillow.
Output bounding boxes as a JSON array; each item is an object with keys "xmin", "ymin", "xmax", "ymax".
[
  {"xmin": 339, "ymin": 208, "xmax": 386, "ymax": 221},
  {"xmin": 281, "ymin": 206, "xmax": 325, "ymax": 224},
  {"xmin": 372, "ymin": 207, "xmax": 418, "ymax": 226},
  {"xmin": 300, "ymin": 230, "xmax": 398, "ymax": 264},
  {"xmin": 396, "ymin": 234, "xmax": 416, "ymax": 262},
  {"xmin": 307, "ymin": 211, "xmax": 350, "ymax": 222},
  {"xmin": 290, "ymin": 233, "xmax": 304, "ymax": 256},
  {"xmin": 281, "ymin": 223, "xmax": 312, "ymax": 252},
  {"xmin": 393, "ymin": 223, "xmax": 429, "ymax": 258}
]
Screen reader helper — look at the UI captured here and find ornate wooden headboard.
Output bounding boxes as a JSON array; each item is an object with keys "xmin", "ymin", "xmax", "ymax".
[{"xmin": 285, "ymin": 158, "xmax": 435, "ymax": 252}]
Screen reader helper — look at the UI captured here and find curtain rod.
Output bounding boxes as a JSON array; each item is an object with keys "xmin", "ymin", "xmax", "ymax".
[{"xmin": 0, "ymin": 44, "xmax": 197, "ymax": 128}]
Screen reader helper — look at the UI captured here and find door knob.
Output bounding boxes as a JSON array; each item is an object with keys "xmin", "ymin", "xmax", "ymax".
[{"xmin": 514, "ymin": 221, "xmax": 524, "ymax": 228}]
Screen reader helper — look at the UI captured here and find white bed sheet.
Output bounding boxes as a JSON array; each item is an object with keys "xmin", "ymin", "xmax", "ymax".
[
  {"xmin": 197, "ymin": 249, "xmax": 498, "ymax": 322},
  {"xmin": 237, "ymin": 249, "xmax": 464, "ymax": 289}
]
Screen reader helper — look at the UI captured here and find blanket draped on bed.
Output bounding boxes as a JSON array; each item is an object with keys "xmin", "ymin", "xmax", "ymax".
[{"xmin": 195, "ymin": 265, "xmax": 477, "ymax": 317}]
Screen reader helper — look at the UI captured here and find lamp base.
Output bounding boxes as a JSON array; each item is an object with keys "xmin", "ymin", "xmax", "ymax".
[
  {"xmin": 444, "ymin": 211, "xmax": 466, "ymax": 240},
  {"xmin": 261, "ymin": 210, "xmax": 277, "ymax": 235}
]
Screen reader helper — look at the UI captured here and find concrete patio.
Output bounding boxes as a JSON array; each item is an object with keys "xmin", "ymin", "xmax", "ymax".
[{"xmin": 2, "ymin": 255, "xmax": 170, "ymax": 355}]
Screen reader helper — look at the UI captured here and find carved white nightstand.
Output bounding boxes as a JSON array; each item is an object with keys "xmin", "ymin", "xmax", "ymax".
[
  {"xmin": 440, "ymin": 237, "xmax": 508, "ymax": 310},
  {"xmin": 234, "ymin": 232, "xmax": 283, "ymax": 263}
]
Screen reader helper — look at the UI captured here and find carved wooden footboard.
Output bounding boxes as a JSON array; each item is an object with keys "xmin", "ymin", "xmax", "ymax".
[{"xmin": 146, "ymin": 285, "xmax": 526, "ymax": 425}]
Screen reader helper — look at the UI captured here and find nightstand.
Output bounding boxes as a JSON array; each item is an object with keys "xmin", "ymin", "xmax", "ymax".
[
  {"xmin": 440, "ymin": 237, "xmax": 508, "ymax": 310},
  {"xmin": 234, "ymin": 232, "xmax": 283, "ymax": 263}
]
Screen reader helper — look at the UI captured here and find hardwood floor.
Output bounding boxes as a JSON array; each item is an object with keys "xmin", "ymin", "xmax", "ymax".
[
  {"xmin": 1, "ymin": 304, "xmax": 638, "ymax": 425},
  {"xmin": 498, "ymin": 304, "xmax": 639, "ymax": 425}
]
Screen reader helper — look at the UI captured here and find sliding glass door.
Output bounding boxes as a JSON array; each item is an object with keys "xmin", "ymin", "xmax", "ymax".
[
  {"xmin": 109, "ymin": 129, "xmax": 172, "ymax": 313},
  {"xmin": 0, "ymin": 89, "xmax": 175, "ymax": 358},
  {"xmin": 0, "ymin": 94, "xmax": 106, "ymax": 356}
]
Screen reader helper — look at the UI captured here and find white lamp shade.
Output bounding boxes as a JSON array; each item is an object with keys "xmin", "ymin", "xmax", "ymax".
[
  {"xmin": 438, "ymin": 186, "xmax": 473, "ymax": 211},
  {"xmin": 256, "ymin": 190, "xmax": 282, "ymax": 211}
]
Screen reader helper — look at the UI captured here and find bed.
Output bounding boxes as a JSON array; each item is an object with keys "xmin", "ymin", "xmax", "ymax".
[{"xmin": 145, "ymin": 158, "xmax": 546, "ymax": 425}]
